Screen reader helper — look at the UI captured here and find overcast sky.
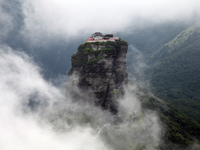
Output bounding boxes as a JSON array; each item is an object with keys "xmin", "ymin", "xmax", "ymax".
[{"xmin": 22, "ymin": 0, "xmax": 200, "ymax": 40}]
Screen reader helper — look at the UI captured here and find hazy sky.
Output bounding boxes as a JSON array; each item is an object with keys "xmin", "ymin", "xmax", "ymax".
[
  {"xmin": 22, "ymin": 0, "xmax": 200, "ymax": 40},
  {"xmin": 1, "ymin": 0, "xmax": 200, "ymax": 43}
]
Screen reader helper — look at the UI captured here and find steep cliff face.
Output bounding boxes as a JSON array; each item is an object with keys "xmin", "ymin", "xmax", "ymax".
[{"xmin": 68, "ymin": 40, "xmax": 128, "ymax": 113}]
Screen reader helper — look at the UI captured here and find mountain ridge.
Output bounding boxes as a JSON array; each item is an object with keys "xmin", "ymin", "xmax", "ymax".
[{"xmin": 148, "ymin": 24, "xmax": 200, "ymax": 122}]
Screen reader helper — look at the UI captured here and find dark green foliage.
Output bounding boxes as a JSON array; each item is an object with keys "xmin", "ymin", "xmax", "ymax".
[
  {"xmin": 101, "ymin": 47, "xmax": 115, "ymax": 55},
  {"xmin": 82, "ymin": 48, "xmax": 95, "ymax": 55},
  {"xmin": 78, "ymin": 42, "xmax": 91, "ymax": 49},
  {"xmin": 149, "ymin": 25, "xmax": 200, "ymax": 122},
  {"xmin": 71, "ymin": 52, "xmax": 87, "ymax": 67},
  {"xmin": 125, "ymin": 22, "xmax": 200, "ymax": 123},
  {"xmin": 86, "ymin": 56, "xmax": 105, "ymax": 65},
  {"xmin": 103, "ymin": 41, "xmax": 117, "ymax": 47},
  {"xmin": 161, "ymin": 105, "xmax": 200, "ymax": 141},
  {"xmin": 123, "ymin": 22, "xmax": 200, "ymax": 147},
  {"xmin": 119, "ymin": 39, "xmax": 128, "ymax": 46},
  {"xmin": 71, "ymin": 42, "xmax": 117, "ymax": 72},
  {"xmin": 137, "ymin": 87, "xmax": 200, "ymax": 148}
]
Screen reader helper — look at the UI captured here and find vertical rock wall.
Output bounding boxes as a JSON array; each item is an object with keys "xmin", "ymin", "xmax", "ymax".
[{"xmin": 68, "ymin": 40, "xmax": 128, "ymax": 114}]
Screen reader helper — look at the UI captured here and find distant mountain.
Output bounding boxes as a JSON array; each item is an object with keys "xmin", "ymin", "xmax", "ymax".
[
  {"xmin": 125, "ymin": 22, "xmax": 200, "ymax": 123},
  {"xmin": 124, "ymin": 21, "xmax": 191, "ymax": 57},
  {"xmin": 150, "ymin": 24, "xmax": 200, "ymax": 122}
]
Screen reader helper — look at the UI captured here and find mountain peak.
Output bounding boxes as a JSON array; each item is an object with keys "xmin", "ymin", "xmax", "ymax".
[{"xmin": 68, "ymin": 35, "xmax": 128, "ymax": 113}]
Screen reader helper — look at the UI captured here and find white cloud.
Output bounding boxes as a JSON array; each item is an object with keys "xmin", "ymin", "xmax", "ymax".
[
  {"xmin": 0, "ymin": 46, "xmax": 111, "ymax": 150},
  {"xmin": 127, "ymin": 45, "xmax": 149, "ymax": 87},
  {"xmin": 1, "ymin": 1, "xmax": 199, "ymax": 149},
  {"xmin": 22, "ymin": 0, "xmax": 200, "ymax": 41},
  {"xmin": 0, "ymin": 0, "xmax": 14, "ymax": 40},
  {"xmin": 1, "ymin": 0, "xmax": 199, "ymax": 45},
  {"xmin": 0, "ymin": 45, "xmax": 163, "ymax": 150}
]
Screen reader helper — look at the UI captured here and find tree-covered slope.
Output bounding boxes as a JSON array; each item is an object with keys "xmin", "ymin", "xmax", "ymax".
[
  {"xmin": 148, "ymin": 24, "xmax": 200, "ymax": 122},
  {"xmin": 136, "ymin": 86, "xmax": 200, "ymax": 149},
  {"xmin": 123, "ymin": 22, "xmax": 200, "ymax": 123},
  {"xmin": 123, "ymin": 22, "xmax": 190, "ymax": 57}
]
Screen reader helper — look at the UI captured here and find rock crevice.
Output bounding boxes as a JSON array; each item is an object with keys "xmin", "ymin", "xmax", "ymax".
[{"xmin": 68, "ymin": 40, "xmax": 128, "ymax": 113}]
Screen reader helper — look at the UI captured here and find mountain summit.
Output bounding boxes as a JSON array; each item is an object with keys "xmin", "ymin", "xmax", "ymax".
[
  {"xmin": 68, "ymin": 32, "xmax": 128, "ymax": 113},
  {"xmin": 67, "ymin": 32, "xmax": 200, "ymax": 149}
]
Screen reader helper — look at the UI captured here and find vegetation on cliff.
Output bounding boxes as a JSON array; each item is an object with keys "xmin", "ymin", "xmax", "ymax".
[
  {"xmin": 68, "ymin": 39, "xmax": 128, "ymax": 113},
  {"xmin": 68, "ymin": 30, "xmax": 200, "ymax": 149}
]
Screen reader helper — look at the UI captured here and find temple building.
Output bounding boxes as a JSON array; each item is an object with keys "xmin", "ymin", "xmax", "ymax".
[{"xmin": 86, "ymin": 32, "xmax": 119, "ymax": 42}]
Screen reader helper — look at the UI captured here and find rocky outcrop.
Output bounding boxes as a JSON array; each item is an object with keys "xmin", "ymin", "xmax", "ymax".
[{"xmin": 68, "ymin": 40, "xmax": 128, "ymax": 114}]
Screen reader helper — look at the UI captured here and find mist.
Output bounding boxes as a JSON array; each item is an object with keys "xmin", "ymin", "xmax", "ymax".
[
  {"xmin": 22, "ymin": 0, "xmax": 200, "ymax": 41},
  {"xmin": 1, "ymin": 0, "xmax": 200, "ymax": 78},
  {"xmin": 2, "ymin": 0, "xmax": 199, "ymax": 43},
  {"xmin": 0, "ymin": 46, "xmax": 111, "ymax": 150},
  {"xmin": 0, "ymin": 0, "xmax": 199, "ymax": 149},
  {"xmin": 1, "ymin": 0, "xmax": 200, "ymax": 45},
  {"xmin": 0, "ymin": 45, "xmax": 163, "ymax": 149},
  {"xmin": 127, "ymin": 45, "xmax": 149, "ymax": 87}
]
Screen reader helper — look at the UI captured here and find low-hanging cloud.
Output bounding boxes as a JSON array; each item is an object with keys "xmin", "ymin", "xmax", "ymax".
[
  {"xmin": 0, "ymin": 45, "xmax": 163, "ymax": 149},
  {"xmin": 0, "ymin": 0, "xmax": 15, "ymax": 41},
  {"xmin": 0, "ymin": 1, "xmax": 199, "ymax": 149},
  {"xmin": 1, "ymin": 0, "xmax": 200, "ymax": 47},
  {"xmin": 127, "ymin": 45, "xmax": 149, "ymax": 87},
  {"xmin": 22, "ymin": 0, "xmax": 200, "ymax": 42},
  {"xmin": 0, "ymin": 46, "xmax": 111, "ymax": 150}
]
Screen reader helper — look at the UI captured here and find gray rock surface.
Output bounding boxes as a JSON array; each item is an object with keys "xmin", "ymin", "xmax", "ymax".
[{"xmin": 68, "ymin": 40, "xmax": 128, "ymax": 114}]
